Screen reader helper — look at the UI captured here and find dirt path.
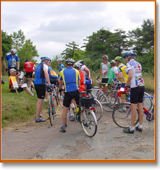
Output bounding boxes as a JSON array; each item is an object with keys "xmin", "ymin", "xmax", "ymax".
[{"xmin": 1, "ymin": 107, "xmax": 155, "ymax": 161}]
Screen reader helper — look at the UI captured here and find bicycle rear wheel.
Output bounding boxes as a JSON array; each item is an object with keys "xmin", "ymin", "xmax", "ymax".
[
  {"xmin": 80, "ymin": 108, "xmax": 97, "ymax": 137},
  {"xmin": 112, "ymin": 103, "xmax": 139, "ymax": 128},
  {"xmin": 143, "ymin": 92, "xmax": 153, "ymax": 112},
  {"xmin": 48, "ymin": 96, "xmax": 56, "ymax": 126},
  {"xmin": 93, "ymin": 99, "xmax": 103, "ymax": 121}
]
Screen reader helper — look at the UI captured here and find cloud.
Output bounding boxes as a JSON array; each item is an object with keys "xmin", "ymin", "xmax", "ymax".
[{"xmin": 1, "ymin": 1, "xmax": 155, "ymax": 58}]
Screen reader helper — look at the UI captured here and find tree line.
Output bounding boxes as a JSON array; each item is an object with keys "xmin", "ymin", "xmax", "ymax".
[{"xmin": 1, "ymin": 19, "xmax": 154, "ymax": 75}]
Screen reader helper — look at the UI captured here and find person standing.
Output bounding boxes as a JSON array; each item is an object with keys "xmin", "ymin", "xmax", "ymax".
[
  {"xmin": 57, "ymin": 58, "xmax": 65, "ymax": 73},
  {"xmin": 123, "ymin": 51, "xmax": 144, "ymax": 134},
  {"xmin": 34, "ymin": 57, "xmax": 51, "ymax": 123},
  {"xmin": 3, "ymin": 49, "xmax": 19, "ymax": 76},
  {"xmin": 22, "ymin": 59, "xmax": 36, "ymax": 89},
  {"xmin": 59, "ymin": 58, "xmax": 80, "ymax": 133},
  {"xmin": 98, "ymin": 55, "xmax": 111, "ymax": 92},
  {"xmin": 78, "ymin": 60, "xmax": 92, "ymax": 90}
]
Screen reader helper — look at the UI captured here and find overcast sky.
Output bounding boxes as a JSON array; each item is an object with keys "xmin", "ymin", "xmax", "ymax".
[{"xmin": 1, "ymin": 1, "xmax": 155, "ymax": 59}]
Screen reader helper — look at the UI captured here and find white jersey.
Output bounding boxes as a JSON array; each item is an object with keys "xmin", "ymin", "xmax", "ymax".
[
  {"xmin": 126, "ymin": 59, "xmax": 144, "ymax": 88},
  {"xmin": 80, "ymin": 65, "xmax": 91, "ymax": 79},
  {"xmin": 112, "ymin": 66, "xmax": 119, "ymax": 76}
]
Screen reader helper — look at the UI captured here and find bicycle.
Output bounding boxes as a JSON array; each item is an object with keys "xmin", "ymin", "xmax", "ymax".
[
  {"xmin": 77, "ymin": 91, "xmax": 98, "ymax": 137},
  {"xmin": 112, "ymin": 95, "xmax": 154, "ymax": 128},
  {"xmin": 47, "ymin": 85, "xmax": 57, "ymax": 126}
]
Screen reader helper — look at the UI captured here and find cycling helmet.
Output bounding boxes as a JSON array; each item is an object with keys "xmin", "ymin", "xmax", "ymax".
[
  {"xmin": 115, "ymin": 56, "xmax": 122, "ymax": 62},
  {"xmin": 102, "ymin": 55, "xmax": 108, "ymax": 60},
  {"xmin": 77, "ymin": 60, "xmax": 84, "ymax": 65},
  {"xmin": 74, "ymin": 62, "xmax": 82, "ymax": 69},
  {"xmin": 123, "ymin": 51, "xmax": 136, "ymax": 58},
  {"xmin": 110, "ymin": 60, "xmax": 116, "ymax": 65},
  {"xmin": 65, "ymin": 58, "xmax": 75, "ymax": 65},
  {"xmin": 41, "ymin": 56, "xmax": 51, "ymax": 61},
  {"xmin": 57, "ymin": 58, "xmax": 63, "ymax": 62},
  {"xmin": 11, "ymin": 49, "xmax": 17, "ymax": 54}
]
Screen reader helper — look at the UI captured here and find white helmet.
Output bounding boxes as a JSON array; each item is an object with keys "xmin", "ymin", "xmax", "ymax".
[
  {"xmin": 57, "ymin": 58, "xmax": 63, "ymax": 62},
  {"xmin": 11, "ymin": 49, "xmax": 17, "ymax": 54},
  {"xmin": 74, "ymin": 62, "xmax": 82, "ymax": 69}
]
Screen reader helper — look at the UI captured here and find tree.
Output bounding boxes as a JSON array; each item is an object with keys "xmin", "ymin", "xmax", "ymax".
[
  {"xmin": 11, "ymin": 29, "xmax": 25, "ymax": 50},
  {"xmin": 61, "ymin": 41, "xmax": 81, "ymax": 59},
  {"xmin": 128, "ymin": 19, "xmax": 154, "ymax": 55},
  {"xmin": 18, "ymin": 39, "xmax": 39, "ymax": 70},
  {"xmin": 1, "ymin": 31, "xmax": 12, "ymax": 60}
]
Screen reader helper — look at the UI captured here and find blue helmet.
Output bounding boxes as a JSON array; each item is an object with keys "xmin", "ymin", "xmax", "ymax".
[
  {"xmin": 123, "ymin": 51, "xmax": 136, "ymax": 58},
  {"xmin": 41, "ymin": 56, "xmax": 51, "ymax": 61}
]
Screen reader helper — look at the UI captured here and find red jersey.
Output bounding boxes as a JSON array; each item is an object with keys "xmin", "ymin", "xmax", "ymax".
[{"xmin": 23, "ymin": 61, "xmax": 34, "ymax": 72}]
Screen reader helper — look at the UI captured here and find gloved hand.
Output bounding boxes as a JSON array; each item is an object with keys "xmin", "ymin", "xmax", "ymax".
[
  {"xmin": 5, "ymin": 68, "xmax": 8, "ymax": 72},
  {"xmin": 125, "ymin": 86, "xmax": 130, "ymax": 93}
]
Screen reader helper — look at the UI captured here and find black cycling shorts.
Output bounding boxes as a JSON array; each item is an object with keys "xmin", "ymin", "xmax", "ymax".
[
  {"xmin": 130, "ymin": 86, "xmax": 144, "ymax": 104},
  {"xmin": 25, "ymin": 72, "xmax": 33, "ymax": 78},
  {"xmin": 35, "ymin": 84, "xmax": 46, "ymax": 99},
  {"xmin": 10, "ymin": 87, "xmax": 24, "ymax": 93},
  {"xmin": 63, "ymin": 90, "xmax": 79, "ymax": 107}
]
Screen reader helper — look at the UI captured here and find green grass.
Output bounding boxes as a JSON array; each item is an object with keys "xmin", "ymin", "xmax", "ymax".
[{"xmin": 1, "ymin": 77, "xmax": 48, "ymax": 127}]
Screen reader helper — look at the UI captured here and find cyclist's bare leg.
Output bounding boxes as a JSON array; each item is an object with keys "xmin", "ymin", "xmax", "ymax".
[
  {"xmin": 36, "ymin": 99, "xmax": 44, "ymax": 119},
  {"xmin": 62, "ymin": 106, "xmax": 69, "ymax": 125},
  {"xmin": 137, "ymin": 102, "xmax": 144, "ymax": 125},
  {"xmin": 28, "ymin": 78, "xmax": 33, "ymax": 88},
  {"xmin": 24, "ymin": 87, "xmax": 34, "ymax": 96},
  {"xmin": 131, "ymin": 103, "xmax": 137, "ymax": 127}
]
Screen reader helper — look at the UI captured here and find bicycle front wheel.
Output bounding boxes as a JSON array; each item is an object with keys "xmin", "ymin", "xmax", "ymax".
[
  {"xmin": 48, "ymin": 96, "xmax": 56, "ymax": 126},
  {"xmin": 93, "ymin": 99, "xmax": 103, "ymax": 121},
  {"xmin": 80, "ymin": 108, "xmax": 97, "ymax": 137},
  {"xmin": 143, "ymin": 92, "xmax": 153, "ymax": 112},
  {"xmin": 112, "ymin": 103, "xmax": 139, "ymax": 128}
]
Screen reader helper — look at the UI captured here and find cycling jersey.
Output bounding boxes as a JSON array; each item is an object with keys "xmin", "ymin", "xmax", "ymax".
[
  {"xmin": 34, "ymin": 63, "xmax": 48, "ymax": 85},
  {"xmin": 100, "ymin": 62, "xmax": 111, "ymax": 78},
  {"xmin": 23, "ymin": 61, "xmax": 34, "ymax": 72},
  {"xmin": 80, "ymin": 65, "xmax": 92, "ymax": 85},
  {"xmin": 118, "ymin": 63, "xmax": 128, "ymax": 84},
  {"xmin": 78, "ymin": 70, "xmax": 85, "ymax": 92},
  {"xmin": 126, "ymin": 59, "xmax": 144, "ymax": 88},
  {"xmin": 48, "ymin": 66, "xmax": 58, "ymax": 80},
  {"xmin": 108, "ymin": 66, "xmax": 118, "ymax": 84},
  {"xmin": 59, "ymin": 63, "xmax": 65, "ymax": 72},
  {"xmin": 59, "ymin": 67, "xmax": 80, "ymax": 92},
  {"xmin": 9, "ymin": 75, "xmax": 15, "ymax": 91},
  {"xmin": 5, "ymin": 54, "xmax": 19, "ymax": 68}
]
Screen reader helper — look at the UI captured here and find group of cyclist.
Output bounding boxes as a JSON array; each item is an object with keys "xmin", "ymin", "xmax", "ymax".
[{"xmin": 4, "ymin": 48, "xmax": 145, "ymax": 134}]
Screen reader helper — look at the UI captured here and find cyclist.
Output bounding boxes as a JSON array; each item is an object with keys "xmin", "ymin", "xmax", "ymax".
[
  {"xmin": 34, "ymin": 57, "xmax": 51, "ymax": 123},
  {"xmin": 22, "ymin": 59, "xmax": 36, "ymax": 89},
  {"xmin": 3, "ymin": 49, "xmax": 19, "ymax": 76},
  {"xmin": 115, "ymin": 56, "xmax": 128, "ymax": 88},
  {"xmin": 57, "ymin": 58, "xmax": 65, "ymax": 73},
  {"xmin": 59, "ymin": 58, "xmax": 80, "ymax": 133},
  {"xmin": 78, "ymin": 60, "xmax": 92, "ymax": 91},
  {"xmin": 107, "ymin": 60, "xmax": 118, "ymax": 85},
  {"xmin": 122, "ymin": 51, "xmax": 144, "ymax": 134},
  {"xmin": 115, "ymin": 56, "xmax": 128, "ymax": 104},
  {"xmin": 98, "ymin": 55, "xmax": 111, "ymax": 92},
  {"xmin": 9, "ymin": 68, "xmax": 34, "ymax": 96}
]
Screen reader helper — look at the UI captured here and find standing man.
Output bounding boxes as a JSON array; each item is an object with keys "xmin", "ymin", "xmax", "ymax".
[
  {"xmin": 57, "ymin": 58, "xmax": 65, "ymax": 73},
  {"xmin": 34, "ymin": 57, "xmax": 51, "ymax": 123},
  {"xmin": 3, "ymin": 49, "xmax": 19, "ymax": 76},
  {"xmin": 98, "ymin": 55, "xmax": 111, "ymax": 92},
  {"xmin": 78, "ymin": 60, "xmax": 92, "ymax": 90},
  {"xmin": 123, "ymin": 51, "xmax": 144, "ymax": 134},
  {"xmin": 59, "ymin": 58, "xmax": 80, "ymax": 133},
  {"xmin": 22, "ymin": 59, "xmax": 36, "ymax": 89}
]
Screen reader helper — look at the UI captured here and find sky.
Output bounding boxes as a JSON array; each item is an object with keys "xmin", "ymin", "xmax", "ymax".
[{"xmin": 1, "ymin": 1, "xmax": 155, "ymax": 60}]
